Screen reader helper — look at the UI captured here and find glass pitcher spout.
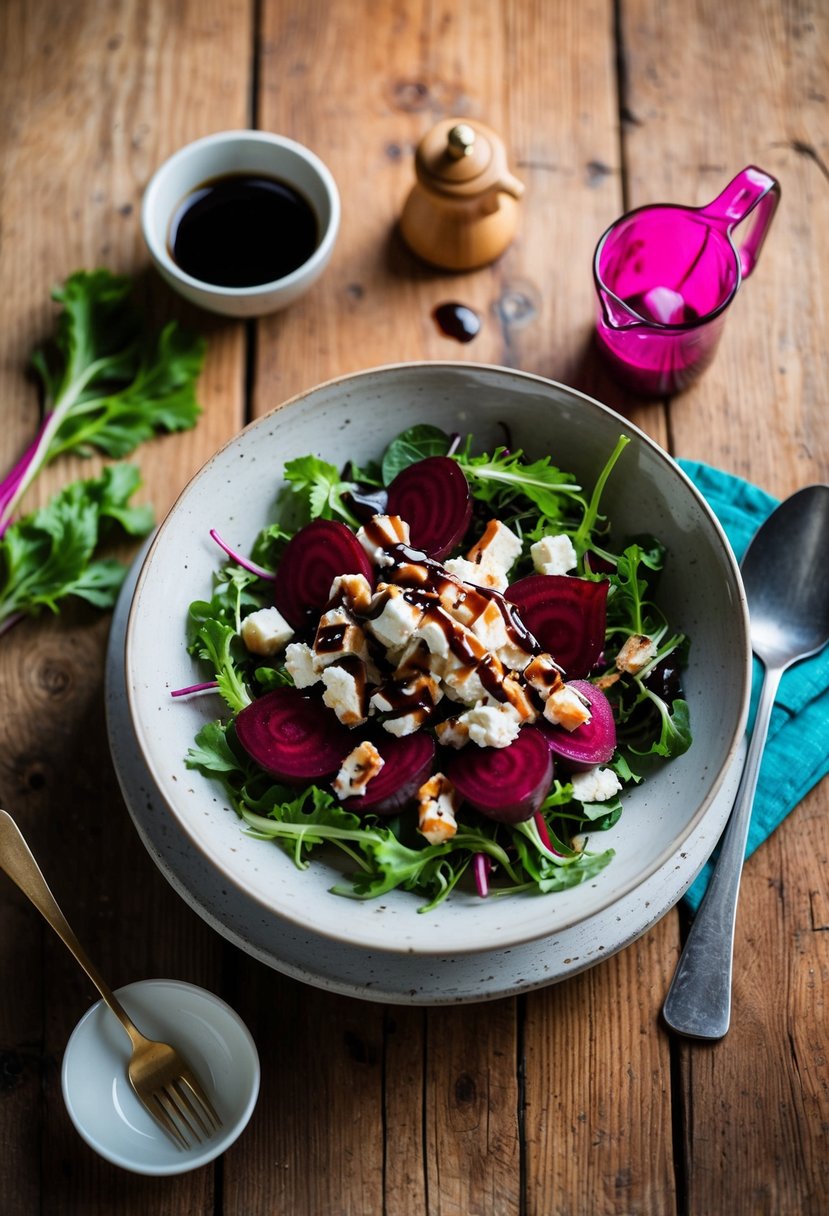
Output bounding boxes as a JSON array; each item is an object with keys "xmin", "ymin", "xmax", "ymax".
[{"xmin": 597, "ymin": 285, "xmax": 644, "ymax": 330}]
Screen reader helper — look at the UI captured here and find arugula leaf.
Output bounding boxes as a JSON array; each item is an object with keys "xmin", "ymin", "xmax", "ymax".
[
  {"xmin": 188, "ymin": 618, "xmax": 251, "ymax": 713},
  {"xmin": 281, "ymin": 454, "xmax": 360, "ymax": 526},
  {"xmin": 0, "ymin": 464, "xmax": 153, "ymax": 633},
  {"xmin": 570, "ymin": 434, "xmax": 630, "ymax": 553},
  {"xmin": 1, "ymin": 269, "xmax": 205, "ymax": 532},
  {"xmin": 186, "ymin": 721, "xmax": 241, "ymax": 774},
  {"xmin": 637, "ymin": 694, "xmax": 692, "ymax": 758},
  {"xmin": 455, "ymin": 442, "xmax": 582, "ymax": 518},
  {"xmin": 381, "ymin": 425, "xmax": 451, "ymax": 483}
]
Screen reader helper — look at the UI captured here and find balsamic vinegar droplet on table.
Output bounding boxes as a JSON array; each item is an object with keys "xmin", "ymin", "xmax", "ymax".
[
  {"xmin": 169, "ymin": 173, "xmax": 319, "ymax": 288},
  {"xmin": 432, "ymin": 302, "xmax": 482, "ymax": 343}
]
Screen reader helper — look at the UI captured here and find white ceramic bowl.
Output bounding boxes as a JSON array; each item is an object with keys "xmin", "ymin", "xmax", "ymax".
[
  {"xmin": 61, "ymin": 979, "xmax": 259, "ymax": 1174},
  {"xmin": 125, "ymin": 363, "xmax": 751, "ymax": 958},
  {"xmin": 141, "ymin": 129, "xmax": 340, "ymax": 317}
]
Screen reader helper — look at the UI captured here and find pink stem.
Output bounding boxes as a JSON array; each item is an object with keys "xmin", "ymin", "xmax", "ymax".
[
  {"xmin": 209, "ymin": 529, "xmax": 276, "ymax": 580},
  {"xmin": 473, "ymin": 852, "xmax": 492, "ymax": 898},
  {"xmin": 533, "ymin": 811, "xmax": 562, "ymax": 856},
  {"xmin": 170, "ymin": 680, "xmax": 220, "ymax": 698}
]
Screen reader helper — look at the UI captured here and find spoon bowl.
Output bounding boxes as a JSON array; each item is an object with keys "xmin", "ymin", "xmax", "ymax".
[{"xmin": 663, "ymin": 483, "xmax": 829, "ymax": 1038}]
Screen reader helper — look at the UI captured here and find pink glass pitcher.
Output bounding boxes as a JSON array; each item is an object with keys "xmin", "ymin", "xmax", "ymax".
[{"xmin": 593, "ymin": 167, "xmax": 780, "ymax": 396}]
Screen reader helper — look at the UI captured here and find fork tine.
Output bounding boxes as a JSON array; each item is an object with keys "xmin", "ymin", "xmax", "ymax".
[
  {"xmin": 147, "ymin": 1090, "xmax": 189, "ymax": 1150},
  {"xmin": 171, "ymin": 1076, "xmax": 215, "ymax": 1138},
  {"xmin": 157, "ymin": 1085, "xmax": 204, "ymax": 1148},
  {"xmin": 179, "ymin": 1069, "xmax": 222, "ymax": 1130}
]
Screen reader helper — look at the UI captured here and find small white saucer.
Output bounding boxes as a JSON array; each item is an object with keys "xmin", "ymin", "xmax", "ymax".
[{"xmin": 61, "ymin": 979, "xmax": 259, "ymax": 1175}]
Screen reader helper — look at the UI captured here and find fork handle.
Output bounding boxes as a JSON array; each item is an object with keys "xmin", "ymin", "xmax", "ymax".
[{"xmin": 0, "ymin": 809, "xmax": 143, "ymax": 1046}]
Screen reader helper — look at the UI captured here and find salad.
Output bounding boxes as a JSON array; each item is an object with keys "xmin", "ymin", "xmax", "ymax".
[{"xmin": 180, "ymin": 424, "xmax": 692, "ymax": 912}]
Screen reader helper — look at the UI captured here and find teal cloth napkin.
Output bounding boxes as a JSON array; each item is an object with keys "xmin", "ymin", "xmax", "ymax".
[{"xmin": 677, "ymin": 460, "xmax": 829, "ymax": 910}]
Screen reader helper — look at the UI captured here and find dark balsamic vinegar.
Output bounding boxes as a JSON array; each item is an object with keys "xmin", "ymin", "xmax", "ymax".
[
  {"xmin": 169, "ymin": 173, "xmax": 319, "ymax": 288},
  {"xmin": 432, "ymin": 302, "xmax": 481, "ymax": 343}
]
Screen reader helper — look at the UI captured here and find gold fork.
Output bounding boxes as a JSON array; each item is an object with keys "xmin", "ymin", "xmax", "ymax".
[{"xmin": 0, "ymin": 808, "xmax": 221, "ymax": 1150}]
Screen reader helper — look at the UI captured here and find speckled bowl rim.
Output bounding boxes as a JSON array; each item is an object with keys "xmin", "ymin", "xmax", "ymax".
[{"xmin": 125, "ymin": 362, "xmax": 751, "ymax": 956}]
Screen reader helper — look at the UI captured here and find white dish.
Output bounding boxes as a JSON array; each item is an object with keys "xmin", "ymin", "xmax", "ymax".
[
  {"xmin": 115, "ymin": 357, "xmax": 751, "ymax": 975},
  {"xmin": 61, "ymin": 978, "xmax": 259, "ymax": 1175},
  {"xmin": 107, "ymin": 561, "xmax": 745, "ymax": 1003},
  {"xmin": 124, "ymin": 363, "xmax": 750, "ymax": 957}
]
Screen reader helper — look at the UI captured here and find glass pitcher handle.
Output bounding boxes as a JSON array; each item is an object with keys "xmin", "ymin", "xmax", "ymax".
[{"xmin": 700, "ymin": 166, "xmax": 781, "ymax": 278}]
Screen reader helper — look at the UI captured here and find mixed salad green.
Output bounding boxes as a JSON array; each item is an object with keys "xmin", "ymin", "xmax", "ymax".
[{"xmin": 181, "ymin": 424, "xmax": 691, "ymax": 912}]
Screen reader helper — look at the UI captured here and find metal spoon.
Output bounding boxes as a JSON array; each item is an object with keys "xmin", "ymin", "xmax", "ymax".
[{"xmin": 663, "ymin": 483, "xmax": 829, "ymax": 1039}]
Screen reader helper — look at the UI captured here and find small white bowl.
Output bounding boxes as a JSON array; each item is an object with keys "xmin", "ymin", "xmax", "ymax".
[
  {"xmin": 61, "ymin": 979, "xmax": 259, "ymax": 1175},
  {"xmin": 141, "ymin": 129, "xmax": 340, "ymax": 317}
]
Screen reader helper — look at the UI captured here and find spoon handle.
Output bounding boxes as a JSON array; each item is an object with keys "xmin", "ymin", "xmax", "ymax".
[{"xmin": 662, "ymin": 663, "xmax": 782, "ymax": 1039}]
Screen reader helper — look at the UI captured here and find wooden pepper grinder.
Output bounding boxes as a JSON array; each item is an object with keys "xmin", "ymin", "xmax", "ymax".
[{"xmin": 399, "ymin": 118, "xmax": 524, "ymax": 271}]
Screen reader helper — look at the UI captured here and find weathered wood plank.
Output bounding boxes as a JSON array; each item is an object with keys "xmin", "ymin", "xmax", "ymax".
[
  {"xmin": 0, "ymin": 1, "xmax": 251, "ymax": 1212},
  {"xmin": 252, "ymin": 4, "xmax": 673, "ymax": 1214},
  {"xmin": 224, "ymin": 966, "xmax": 388, "ymax": 1216},
  {"xmin": 620, "ymin": 1, "xmax": 829, "ymax": 1212},
  {"xmin": 524, "ymin": 917, "xmax": 679, "ymax": 1216}
]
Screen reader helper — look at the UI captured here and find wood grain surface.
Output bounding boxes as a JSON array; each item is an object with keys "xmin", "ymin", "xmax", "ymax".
[{"xmin": 0, "ymin": 2, "xmax": 826, "ymax": 1214}]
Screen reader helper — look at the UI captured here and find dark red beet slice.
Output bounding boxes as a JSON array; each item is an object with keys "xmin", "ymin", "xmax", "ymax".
[
  {"xmin": 274, "ymin": 519, "xmax": 373, "ymax": 630},
  {"xmin": 446, "ymin": 726, "xmax": 553, "ymax": 824},
  {"xmin": 505, "ymin": 574, "xmax": 608, "ymax": 678},
  {"xmin": 235, "ymin": 687, "xmax": 351, "ymax": 784},
  {"xmin": 342, "ymin": 731, "xmax": 435, "ymax": 816},
  {"xmin": 538, "ymin": 679, "xmax": 617, "ymax": 770},
  {"xmin": 385, "ymin": 456, "xmax": 472, "ymax": 560}
]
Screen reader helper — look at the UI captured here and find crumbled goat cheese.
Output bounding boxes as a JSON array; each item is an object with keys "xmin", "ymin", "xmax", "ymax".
[
  {"xmin": 364, "ymin": 585, "xmax": 423, "ymax": 650},
  {"xmin": 523, "ymin": 653, "xmax": 564, "ymax": 700},
  {"xmin": 444, "ymin": 519, "xmax": 522, "ymax": 592},
  {"xmin": 434, "ymin": 716, "xmax": 470, "ymax": 748},
  {"xmin": 417, "ymin": 773, "xmax": 459, "ymax": 843},
  {"xmin": 332, "ymin": 740, "xmax": 384, "ymax": 799},
  {"xmin": 543, "ymin": 684, "xmax": 592, "ymax": 731},
  {"xmin": 571, "ymin": 766, "xmax": 621, "ymax": 803},
  {"xmin": 284, "ymin": 641, "xmax": 320, "ymax": 688},
  {"xmin": 321, "ymin": 660, "xmax": 367, "ymax": 727},
  {"xmin": 467, "ymin": 519, "xmax": 523, "ymax": 573},
  {"xmin": 328, "ymin": 572, "xmax": 373, "ymax": 615},
  {"xmin": 462, "ymin": 702, "xmax": 523, "ymax": 749},
  {"xmin": 530, "ymin": 533, "xmax": 578, "ymax": 576},
  {"xmin": 240, "ymin": 606, "xmax": 295, "ymax": 656},
  {"xmin": 313, "ymin": 607, "xmax": 369, "ymax": 669},
  {"xmin": 615, "ymin": 634, "xmax": 658, "ymax": 674},
  {"xmin": 356, "ymin": 515, "xmax": 410, "ymax": 565}
]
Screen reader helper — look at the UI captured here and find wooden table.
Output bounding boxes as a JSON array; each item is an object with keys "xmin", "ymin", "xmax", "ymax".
[{"xmin": 1, "ymin": 1, "xmax": 827, "ymax": 1212}]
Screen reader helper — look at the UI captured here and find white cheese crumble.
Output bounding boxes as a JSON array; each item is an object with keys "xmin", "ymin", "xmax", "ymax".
[
  {"xmin": 356, "ymin": 515, "xmax": 410, "ymax": 565},
  {"xmin": 571, "ymin": 766, "xmax": 621, "ymax": 803},
  {"xmin": 615, "ymin": 633, "xmax": 658, "ymax": 674},
  {"xmin": 332, "ymin": 740, "xmax": 384, "ymax": 799},
  {"xmin": 364, "ymin": 586, "xmax": 423, "ymax": 650},
  {"xmin": 461, "ymin": 702, "xmax": 523, "ymax": 749},
  {"xmin": 284, "ymin": 641, "xmax": 320, "ymax": 688},
  {"xmin": 240, "ymin": 606, "xmax": 295, "ymax": 656},
  {"xmin": 321, "ymin": 662, "xmax": 367, "ymax": 727},
  {"xmin": 543, "ymin": 684, "xmax": 592, "ymax": 731},
  {"xmin": 417, "ymin": 773, "xmax": 459, "ymax": 842},
  {"xmin": 530, "ymin": 533, "xmax": 578, "ymax": 576}
]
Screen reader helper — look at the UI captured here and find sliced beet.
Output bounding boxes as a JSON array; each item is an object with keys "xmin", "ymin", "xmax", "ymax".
[
  {"xmin": 235, "ymin": 687, "xmax": 351, "ymax": 784},
  {"xmin": 273, "ymin": 519, "xmax": 373, "ymax": 630},
  {"xmin": 539, "ymin": 679, "xmax": 617, "ymax": 770},
  {"xmin": 446, "ymin": 726, "xmax": 553, "ymax": 824},
  {"xmin": 385, "ymin": 456, "xmax": 472, "ymax": 560},
  {"xmin": 342, "ymin": 731, "xmax": 435, "ymax": 816},
  {"xmin": 505, "ymin": 574, "xmax": 608, "ymax": 678}
]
